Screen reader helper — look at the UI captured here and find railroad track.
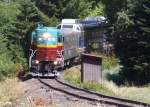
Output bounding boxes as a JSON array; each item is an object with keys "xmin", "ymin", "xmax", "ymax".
[{"xmin": 38, "ymin": 78, "xmax": 150, "ymax": 107}]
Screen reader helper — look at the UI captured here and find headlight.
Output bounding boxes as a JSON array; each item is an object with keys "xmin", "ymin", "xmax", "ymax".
[
  {"xmin": 42, "ymin": 33, "xmax": 51, "ymax": 39},
  {"xmin": 35, "ymin": 60, "xmax": 39, "ymax": 64},
  {"xmin": 54, "ymin": 61, "xmax": 58, "ymax": 65},
  {"xmin": 32, "ymin": 60, "xmax": 39, "ymax": 64}
]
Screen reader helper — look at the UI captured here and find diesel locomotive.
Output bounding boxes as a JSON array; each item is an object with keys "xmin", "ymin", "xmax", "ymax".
[{"xmin": 29, "ymin": 18, "xmax": 107, "ymax": 77}]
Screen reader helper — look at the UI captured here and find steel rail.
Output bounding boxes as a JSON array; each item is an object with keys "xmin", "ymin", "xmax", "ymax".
[
  {"xmin": 55, "ymin": 78, "xmax": 150, "ymax": 107},
  {"xmin": 38, "ymin": 78, "xmax": 150, "ymax": 107}
]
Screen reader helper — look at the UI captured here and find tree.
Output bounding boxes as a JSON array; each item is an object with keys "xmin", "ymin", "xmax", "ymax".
[
  {"xmin": 135, "ymin": 0, "xmax": 150, "ymax": 34},
  {"xmin": 101, "ymin": 0, "xmax": 126, "ymax": 24},
  {"xmin": 105, "ymin": 0, "xmax": 150, "ymax": 85},
  {"xmin": 1, "ymin": 0, "xmax": 43, "ymax": 70},
  {"xmin": 87, "ymin": 2, "xmax": 104, "ymax": 17},
  {"xmin": 131, "ymin": 0, "xmax": 150, "ymax": 84},
  {"xmin": 32, "ymin": 0, "xmax": 95, "ymax": 20}
]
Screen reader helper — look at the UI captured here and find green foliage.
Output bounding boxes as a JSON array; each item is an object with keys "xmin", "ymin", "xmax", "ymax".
[
  {"xmin": 135, "ymin": 0, "xmax": 150, "ymax": 34},
  {"xmin": 0, "ymin": 54, "xmax": 17, "ymax": 77},
  {"xmin": 32, "ymin": 0, "xmax": 96, "ymax": 19},
  {"xmin": 0, "ymin": 0, "xmax": 40, "ymax": 77},
  {"xmin": 0, "ymin": 34, "xmax": 23, "ymax": 78},
  {"xmin": 63, "ymin": 69, "xmax": 81, "ymax": 85},
  {"xmin": 101, "ymin": 0, "xmax": 126, "ymax": 24},
  {"xmin": 0, "ymin": 1, "xmax": 22, "ymax": 77},
  {"xmin": 0, "ymin": 0, "xmax": 102, "ymax": 78},
  {"xmin": 63, "ymin": 69, "xmax": 114, "ymax": 96},
  {"xmin": 81, "ymin": 82, "xmax": 114, "ymax": 95},
  {"xmin": 0, "ymin": 1, "xmax": 19, "ymax": 26},
  {"xmin": 102, "ymin": 0, "xmax": 150, "ymax": 85},
  {"xmin": 87, "ymin": 3, "xmax": 105, "ymax": 17},
  {"xmin": 102, "ymin": 56, "xmax": 119, "ymax": 70},
  {"xmin": 0, "ymin": 35, "xmax": 8, "ymax": 54}
]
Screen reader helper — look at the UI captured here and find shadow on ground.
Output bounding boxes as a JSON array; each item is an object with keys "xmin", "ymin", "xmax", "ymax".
[
  {"xmin": 18, "ymin": 62, "xmax": 81, "ymax": 82},
  {"xmin": 18, "ymin": 74, "xmax": 33, "ymax": 81},
  {"xmin": 18, "ymin": 73, "xmax": 56, "ymax": 82}
]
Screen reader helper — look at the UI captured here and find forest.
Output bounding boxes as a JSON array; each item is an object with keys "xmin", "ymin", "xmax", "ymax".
[{"xmin": 0, "ymin": 0, "xmax": 149, "ymax": 86}]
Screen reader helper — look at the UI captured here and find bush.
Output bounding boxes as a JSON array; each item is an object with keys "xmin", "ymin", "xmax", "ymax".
[
  {"xmin": 102, "ymin": 56, "xmax": 119, "ymax": 70},
  {"xmin": 0, "ymin": 54, "xmax": 17, "ymax": 78},
  {"xmin": 0, "ymin": 40, "xmax": 27, "ymax": 79}
]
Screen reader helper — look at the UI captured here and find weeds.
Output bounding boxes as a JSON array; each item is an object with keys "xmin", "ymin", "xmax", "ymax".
[
  {"xmin": 90, "ymin": 52, "xmax": 119, "ymax": 70},
  {"xmin": 102, "ymin": 56, "xmax": 119, "ymax": 70},
  {"xmin": 63, "ymin": 68, "xmax": 114, "ymax": 96},
  {"xmin": 103, "ymin": 80, "xmax": 150, "ymax": 104},
  {"xmin": 63, "ymin": 66, "xmax": 150, "ymax": 104},
  {"xmin": 63, "ymin": 67, "xmax": 81, "ymax": 86},
  {"xmin": 81, "ymin": 82, "xmax": 114, "ymax": 96},
  {"xmin": 0, "ymin": 78, "xmax": 23, "ymax": 105}
]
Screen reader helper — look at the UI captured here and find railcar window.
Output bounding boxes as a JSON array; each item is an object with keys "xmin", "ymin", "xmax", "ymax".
[
  {"xmin": 62, "ymin": 25, "xmax": 73, "ymax": 29},
  {"xmin": 76, "ymin": 27, "xmax": 80, "ymax": 31},
  {"xmin": 62, "ymin": 37, "xmax": 64, "ymax": 42}
]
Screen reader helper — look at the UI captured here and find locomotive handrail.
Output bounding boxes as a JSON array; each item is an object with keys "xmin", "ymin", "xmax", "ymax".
[
  {"xmin": 29, "ymin": 49, "xmax": 37, "ymax": 68},
  {"xmin": 56, "ymin": 50, "xmax": 65, "ymax": 67}
]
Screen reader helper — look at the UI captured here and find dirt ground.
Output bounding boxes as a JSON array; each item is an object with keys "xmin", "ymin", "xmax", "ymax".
[{"xmin": 16, "ymin": 78, "xmax": 111, "ymax": 107}]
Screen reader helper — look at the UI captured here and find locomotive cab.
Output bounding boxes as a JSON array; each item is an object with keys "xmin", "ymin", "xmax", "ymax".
[{"xmin": 29, "ymin": 25, "xmax": 64, "ymax": 77}]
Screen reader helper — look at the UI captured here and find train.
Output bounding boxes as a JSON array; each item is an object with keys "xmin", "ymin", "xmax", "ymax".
[{"xmin": 29, "ymin": 17, "xmax": 107, "ymax": 77}]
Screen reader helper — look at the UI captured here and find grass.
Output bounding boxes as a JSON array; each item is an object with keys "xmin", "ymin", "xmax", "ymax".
[
  {"xmin": 0, "ymin": 78, "xmax": 59, "ymax": 107},
  {"xmin": 104, "ymin": 80, "xmax": 150, "ymax": 104},
  {"xmin": 0, "ymin": 78, "xmax": 24, "ymax": 106},
  {"xmin": 102, "ymin": 56, "xmax": 119, "ymax": 70},
  {"xmin": 63, "ymin": 67, "xmax": 81, "ymax": 86},
  {"xmin": 63, "ymin": 65, "xmax": 150, "ymax": 104},
  {"xmin": 63, "ymin": 67, "xmax": 115, "ymax": 96}
]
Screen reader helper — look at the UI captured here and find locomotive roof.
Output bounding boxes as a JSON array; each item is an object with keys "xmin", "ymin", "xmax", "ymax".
[
  {"xmin": 37, "ymin": 26, "xmax": 58, "ymax": 30},
  {"xmin": 33, "ymin": 26, "xmax": 62, "ymax": 37}
]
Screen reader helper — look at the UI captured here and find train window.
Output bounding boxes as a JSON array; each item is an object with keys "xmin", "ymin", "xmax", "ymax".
[
  {"xmin": 62, "ymin": 25, "xmax": 73, "ymax": 29},
  {"xmin": 76, "ymin": 27, "xmax": 80, "ymax": 31},
  {"xmin": 58, "ymin": 37, "xmax": 62, "ymax": 43},
  {"xmin": 58, "ymin": 34, "xmax": 62, "ymax": 43}
]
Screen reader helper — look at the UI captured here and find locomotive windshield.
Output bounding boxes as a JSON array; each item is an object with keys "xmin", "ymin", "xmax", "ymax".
[
  {"xmin": 31, "ymin": 26, "xmax": 63, "ymax": 48},
  {"xmin": 37, "ymin": 32, "xmax": 57, "ymax": 45}
]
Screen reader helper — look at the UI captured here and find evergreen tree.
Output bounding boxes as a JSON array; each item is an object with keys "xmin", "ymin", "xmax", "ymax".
[
  {"xmin": 101, "ymin": 0, "xmax": 126, "ymax": 24},
  {"xmin": 32, "ymin": 0, "xmax": 95, "ymax": 19},
  {"xmin": 0, "ymin": 34, "xmax": 8, "ymax": 54},
  {"xmin": 135, "ymin": 0, "xmax": 150, "ymax": 34},
  {"xmin": 132, "ymin": 0, "xmax": 150, "ymax": 84},
  {"xmin": 87, "ymin": 2, "xmax": 104, "ymax": 17},
  {"xmin": 106, "ymin": 0, "xmax": 150, "ymax": 85},
  {"xmin": 1, "ymin": 0, "xmax": 44, "ymax": 69}
]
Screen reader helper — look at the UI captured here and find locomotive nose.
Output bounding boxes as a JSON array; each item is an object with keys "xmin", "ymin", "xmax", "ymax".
[{"xmin": 36, "ymin": 48, "xmax": 58, "ymax": 61}]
